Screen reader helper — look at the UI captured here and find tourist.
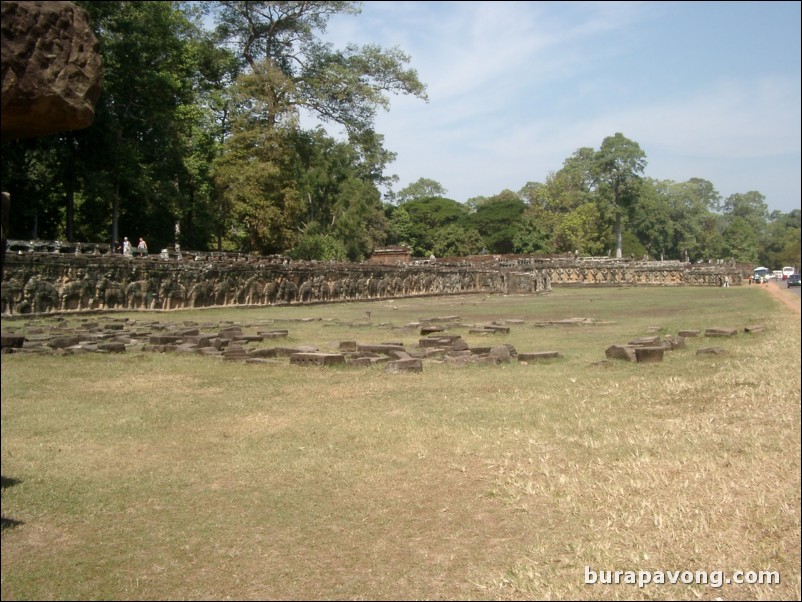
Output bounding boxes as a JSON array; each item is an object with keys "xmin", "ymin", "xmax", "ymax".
[
  {"xmin": 138, "ymin": 237, "xmax": 148, "ymax": 255},
  {"xmin": 122, "ymin": 237, "xmax": 132, "ymax": 257}
]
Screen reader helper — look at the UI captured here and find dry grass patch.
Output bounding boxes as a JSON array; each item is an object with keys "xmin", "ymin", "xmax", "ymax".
[{"xmin": 2, "ymin": 287, "xmax": 800, "ymax": 600}]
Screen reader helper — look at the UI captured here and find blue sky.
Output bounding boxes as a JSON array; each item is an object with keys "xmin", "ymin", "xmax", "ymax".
[{"xmin": 310, "ymin": 1, "xmax": 801, "ymax": 214}]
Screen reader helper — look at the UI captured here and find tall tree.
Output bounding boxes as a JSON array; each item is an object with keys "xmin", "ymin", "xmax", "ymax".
[
  {"xmin": 593, "ymin": 133, "xmax": 647, "ymax": 258},
  {"xmin": 213, "ymin": 1, "xmax": 427, "ymax": 138},
  {"xmin": 75, "ymin": 1, "xmax": 208, "ymax": 248},
  {"xmin": 395, "ymin": 178, "xmax": 447, "ymax": 204}
]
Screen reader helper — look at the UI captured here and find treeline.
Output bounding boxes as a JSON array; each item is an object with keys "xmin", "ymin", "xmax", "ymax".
[{"xmin": 0, "ymin": 1, "xmax": 799, "ymax": 268}]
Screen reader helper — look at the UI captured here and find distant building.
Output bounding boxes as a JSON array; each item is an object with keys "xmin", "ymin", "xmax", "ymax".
[{"xmin": 368, "ymin": 245, "xmax": 412, "ymax": 265}]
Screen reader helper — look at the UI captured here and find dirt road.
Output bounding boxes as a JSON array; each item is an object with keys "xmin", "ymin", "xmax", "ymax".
[{"xmin": 761, "ymin": 279, "xmax": 801, "ymax": 314}]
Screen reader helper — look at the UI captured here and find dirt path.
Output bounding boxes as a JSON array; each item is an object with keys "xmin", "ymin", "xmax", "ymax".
[{"xmin": 761, "ymin": 280, "xmax": 801, "ymax": 314}]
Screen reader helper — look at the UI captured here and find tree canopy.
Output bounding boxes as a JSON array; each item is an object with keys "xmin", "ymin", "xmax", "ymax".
[{"xmin": 0, "ymin": 2, "xmax": 797, "ymax": 270}]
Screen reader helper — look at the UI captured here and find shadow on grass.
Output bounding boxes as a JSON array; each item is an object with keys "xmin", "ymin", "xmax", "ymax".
[{"xmin": 1, "ymin": 475, "xmax": 25, "ymax": 531}]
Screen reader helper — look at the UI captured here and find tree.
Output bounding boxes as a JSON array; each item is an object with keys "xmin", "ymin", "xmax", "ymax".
[
  {"xmin": 468, "ymin": 191, "xmax": 526, "ymax": 254},
  {"xmin": 593, "ymin": 133, "xmax": 647, "ymax": 258},
  {"xmin": 398, "ymin": 196, "xmax": 468, "ymax": 256},
  {"xmin": 663, "ymin": 178, "xmax": 720, "ymax": 261},
  {"xmin": 552, "ymin": 203, "xmax": 608, "ymax": 256},
  {"xmin": 213, "ymin": 1, "xmax": 427, "ymax": 138},
  {"xmin": 430, "ymin": 224, "xmax": 484, "ymax": 258},
  {"xmin": 74, "ymin": 1, "xmax": 212, "ymax": 249},
  {"xmin": 395, "ymin": 178, "xmax": 447, "ymax": 204}
]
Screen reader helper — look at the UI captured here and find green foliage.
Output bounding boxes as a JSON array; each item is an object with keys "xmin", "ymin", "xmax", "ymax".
[
  {"xmin": 722, "ymin": 216, "xmax": 760, "ymax": 263},
  {"xmin": 593, "ymin": 133, "xmax": 647, "ymax": 258},
  {"xmin": 287, "ymin": 233, "xmax": 348, "ymax": 261},
  {"xmin": 430, "ymin": 224, "xmax": 484, "ymax": 258},
  {"xmin": 1, "ymin": 0, "xmax": 794, "ymax": 269},
  {"xmin": 468, "ymin": 192, "xmax": 526, "ymax": 254},
  {"xmin": 552, "ymin": 203, "xmax": 608, "ymax": 255},
  {"xmin": 511, "ymin": 210, "xmax": 555, "ymax": 255},
  {"xmin": 397, "ymin": 196, "xmax": 468, "ymax": 256},
  {"xmin": 395, "ymin": 178, "xmax": 447, "ymax": 204}
]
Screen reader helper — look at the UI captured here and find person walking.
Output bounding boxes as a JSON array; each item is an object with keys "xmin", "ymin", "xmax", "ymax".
[
  {"xmin": 137, "ymin": 237, "xmax": 148, "ymax": 255},
  {"xmin": 122, "ymin": 237, "xmax": 132, "ymax": 257}
]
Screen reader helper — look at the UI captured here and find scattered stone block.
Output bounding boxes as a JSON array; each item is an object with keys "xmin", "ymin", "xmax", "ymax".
[
  {"xmin": 420, "ymin": 325, "xmax": 444, "ymax": 335},
  {"xmin": 605, "ymin": 344, "xmax": 637, "ymax": 362},
  {"xmin": 489, "ymin": 345, "xmax": 511, "ymax": 362},
  {"xmin": 339, "ymin": 341, "xmax": 357, "ymax": 352},
  {"xmin": 518, "ymin": 351, "xmax": 562, "ymax": 362},
  {"xmin": 347, "ymin": 357, "xmax": 373, "ymax": 367},
  {"xmin": 744, "ymin": 324, "xmax": 765, "ymax": 333},
  {"xmin": 635, "ymin": 346, "xmax": 664, "ymax": 363},
  {"xmin": 704, "ymin": 327, "xmax": 737, "ymax": 337},
  {"xmin": 628, "ymin": 335, "xmax": 661, "ymax": 346},
  {"xmin": 356, "ymin": 343, "xmax": 406, "ymax": 355},
  {"xmin": 248, "ymin": 348, "xmax": 278, "ymax": 358},
  {"xmin": 47, "ymin": 335, "xmax": 81, "ymax": 349},
  {"xmin": 97, "ymin": 342, "xmax": 126, "ymax": 353},
  {"xmin": 274, "ymin": 345, "xmax": 318, "ymax": 357},
  {"xmin": 697, "ymin": 347, "xmax": 727, "ymax": 355},
  {"xmin": 678, "ymin": 330, "xmax": 699, "ymax": 337},
  {"xmin": 665, "ymin": 335, "xmax": 686, "ymax": 350},
  {"xmin": 385, "ymin": 358, "xmax": 423, "ymax": 373},
  {"xmin": 259, "ymin": 330, "xmax": 289, "ymax": 339},
  {"xmin": 0, "ymin": 334, "xmax": 25, "ymax": 349},
  {"xmin": 290, "ymin": 353, "xmax": 345, "ymax": 366}
]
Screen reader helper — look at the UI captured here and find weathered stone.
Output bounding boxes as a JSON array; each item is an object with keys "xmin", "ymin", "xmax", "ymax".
[
  {"xmin": 259, "ymin": 329, "xmax": 289, "ymax": 339},
  {"xmin": 384, "ymin": 358, "xmax": 423, "ymax": 373},
  {"xmin": 628, "ymin": 336, "xmax": 661, "ymax": 346},
  {"xmin": 290, "ymin": 352, "xmax": 345, "ymax": 366},
  {"xmin": 248, "ymin": 348, "xmax": 277, "ymax": 358},
  {"xmin": 605, "ymin": 344, "xmax": 637, "ymax": 362},
  {"xmin": 696, "ymin": 346, "xmax": 727, "ymax": 355},
  {"xmin": 704, "ymin": 327, "xmax": 737, "ymax": 337},
  {"xmin": 339, "ymin": 340, "xmax": 357, "ymax": 352},
  {"xmin": 489, "ymin": 345, "xmax": 511, "ymax": 362},
  {"xmin": 273, "ymin": 345, "xmax": 318, "ymax": 357},
  {"xmin": 0, "ymin": 333, "xmax": 25, "ymax": 348},
  {"xmin": 635, "ymin": 346, "xmax": 664, "ymax": 363},
  {"xmin": 744, "ymin": 324, "xmax": 765, "ymax": 333},
  {"xmin": 518, "ymin": 351, "xmax": 561, "ymax": 362},
  {"xmin": 97, "ymin": 341, "xmax": 126, "ymax": 353},
  {"xmin": 1, "ymin": 1, "xmax": 102, "ymax": 139},
  {"xmin": 356, "ymin": 343, "xmax": 406, "ymax": 355},
  {"xmin": 664, "ymin": 335, "xmax": 686, "ymax": 350},
  {"xmin": 47, "ymin": 335, "xmax": 80, "ymax": 348},
  {"xmin": 677, "ymin": 330, "xmax": 700, "ymax": 337},
  {"xmin": 420, "ymin": 325, "xmax": 444, "ymax": 335}
]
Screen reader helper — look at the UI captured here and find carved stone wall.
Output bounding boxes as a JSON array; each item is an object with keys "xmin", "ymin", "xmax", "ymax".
[{"xmin": 0, "ymin": 250, "xmax": 742, "ymax": 316}]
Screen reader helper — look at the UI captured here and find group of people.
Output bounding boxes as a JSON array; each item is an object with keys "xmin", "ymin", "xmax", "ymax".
[{"xmin": 114, "ymin": 236, "xmax": 148, "ymax": 257}]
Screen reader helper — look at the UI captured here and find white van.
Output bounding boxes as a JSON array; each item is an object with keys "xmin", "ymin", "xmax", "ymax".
[{"xmin": 782, "ymin": 266, "xmax": 796, "ymax": 280}]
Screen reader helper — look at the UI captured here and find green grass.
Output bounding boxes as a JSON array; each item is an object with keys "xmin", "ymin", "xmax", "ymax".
[{"xmin": 2, "ymin": 286, "xmax": 800, "ymax": 600}]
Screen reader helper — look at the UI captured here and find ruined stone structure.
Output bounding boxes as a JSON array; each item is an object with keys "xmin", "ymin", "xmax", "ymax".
[
  {"xmin": 1, "ymin": 243, "xmax": 743, "ymax": 316},
  {"xmin": 1, "ymin": 0, "xmax": 102, "ymax": 140}
]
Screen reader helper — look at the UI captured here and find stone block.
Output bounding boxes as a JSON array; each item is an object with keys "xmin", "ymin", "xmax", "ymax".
[
  {"xmin": 704, "ymin": 327, "xmax": 737, "ymax": 337},
  {"xmin": 97, "ymin": 342, "xmax": 126, "ymax": 353},
  {"xmin": 677, "ymin": 330, "xmax": 699, "ymax": 337},
  {"xmin": 696, "ymin": 346, "xmax": 727, "ymax": 355},
  {"xmin": 605, "ymin": 344, "xmax": 637, "ymax": 362},
  {"xmin": 384, "ymin": 358, "xmax": 423, "ymax": 373},
  {"xmin": 0, "ymin": 334, "xmax": 25, "ymax": 349},
  {"xmin": 290, "ymin": 352, "xmax": 345, "ymax": 366},
  {"xmin": 518, "ymin": 351, "xmax": 562, "ymax": 362},
  {"xmin": 635, "ymin": 346, "xmax": 664, "ymax": 363},
  {"xmin": 339, "ymin": 341, "xmax": 357, "ymax": 352}
]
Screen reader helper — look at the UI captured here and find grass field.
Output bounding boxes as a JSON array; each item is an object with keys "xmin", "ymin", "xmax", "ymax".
[{"xmin": 2, "ymin": 285, "xmax": 800, "ymax": 600}]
